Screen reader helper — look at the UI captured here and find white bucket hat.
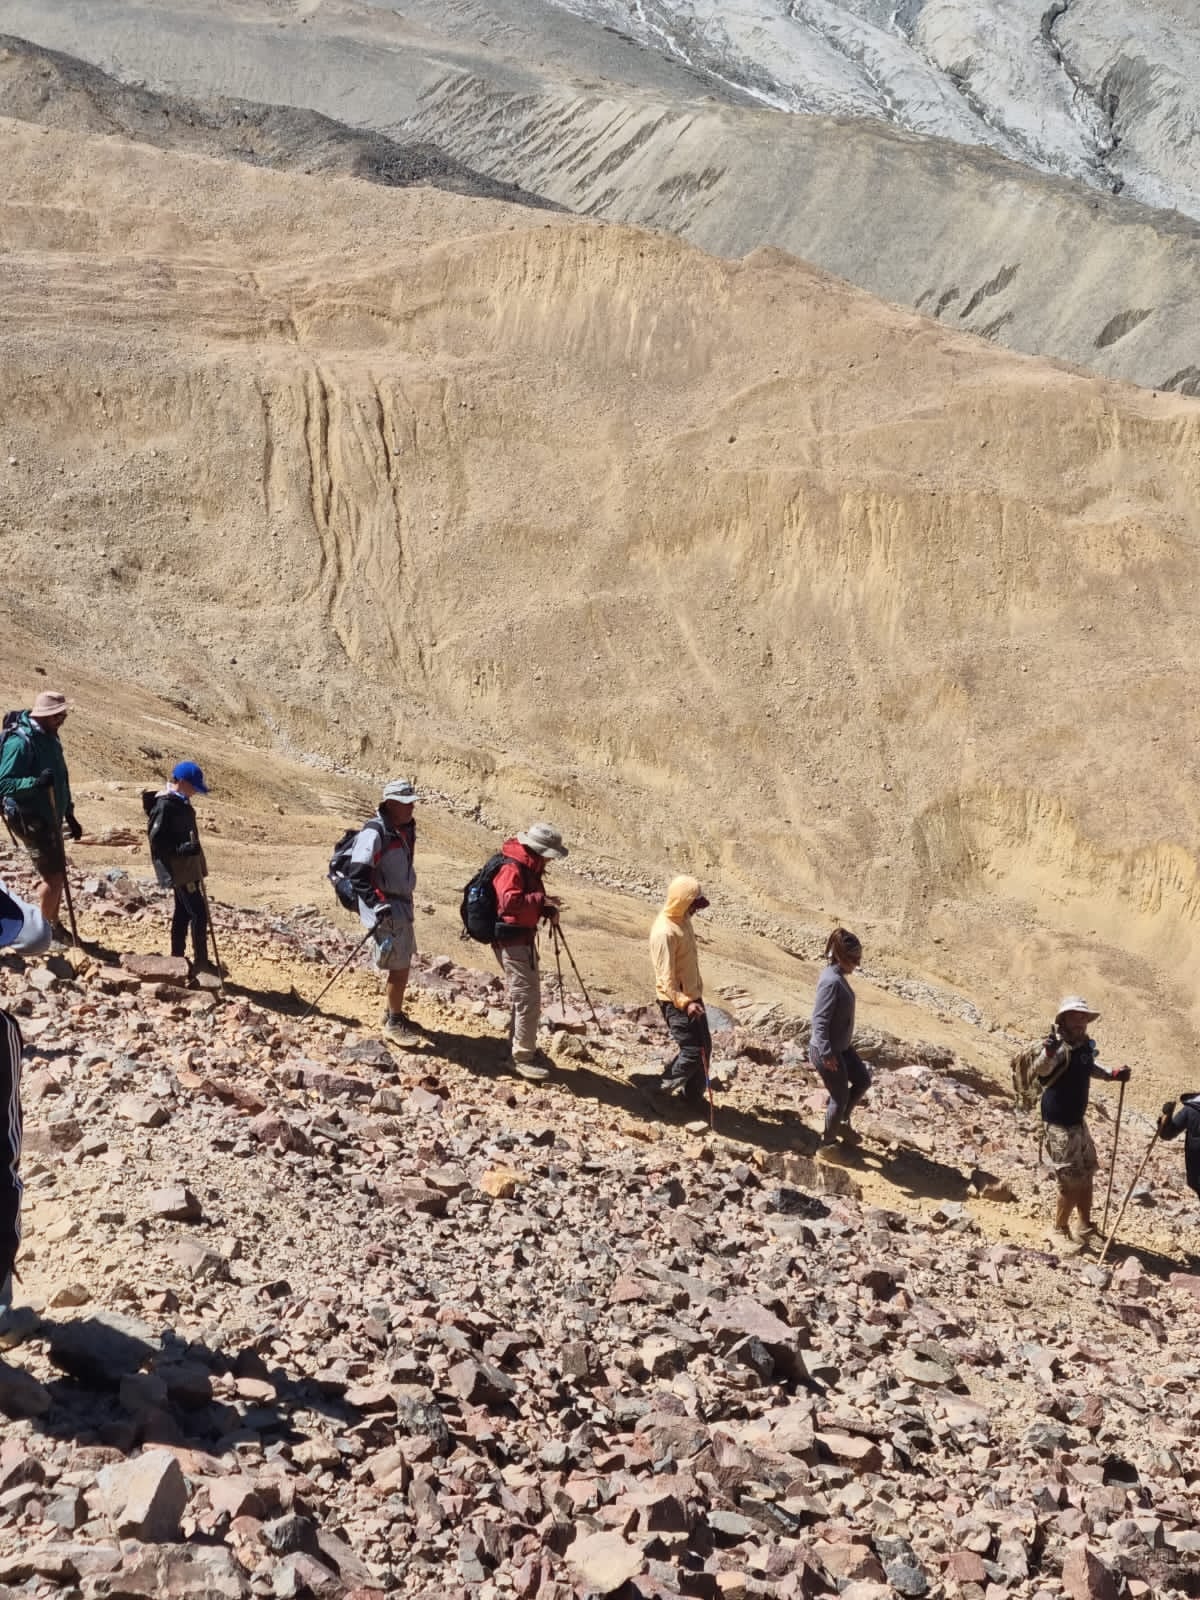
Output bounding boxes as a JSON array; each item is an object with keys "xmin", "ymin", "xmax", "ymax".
[
  {"xmin": 381, "ymin": 778, "xmax": 417, "ymax": 806},
  {"xmin": 1056, "ymin": 995, "xmax": 1100, "ymax": 1025},
  {"xmin": 0, "ymin": 885, "xmax": 52, "ymax": 955},
  {"xmin": 517, "ymin": 822, "xmax": 568, "ymax": 860}
]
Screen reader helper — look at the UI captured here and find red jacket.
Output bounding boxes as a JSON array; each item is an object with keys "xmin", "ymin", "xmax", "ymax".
[{"xmin": 493, "ymin": 838, "xmax": 547, "ymax": 943}]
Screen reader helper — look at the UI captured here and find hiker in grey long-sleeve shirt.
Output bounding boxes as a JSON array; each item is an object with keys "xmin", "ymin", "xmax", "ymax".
[{"xmin": 808, "ymin": 927, "xmax": 870, "ymax": 1147}]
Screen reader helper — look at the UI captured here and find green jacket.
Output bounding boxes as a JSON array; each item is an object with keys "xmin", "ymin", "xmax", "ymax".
[{"xmin": 0, "ymin": 712, "xmax": 73, "ymax": 825}]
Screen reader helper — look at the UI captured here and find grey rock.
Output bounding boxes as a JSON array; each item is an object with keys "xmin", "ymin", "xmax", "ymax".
[
  {"xmin": 0, "ymin": 1357, "xmax": 51, "ymax": 1418},
  {"xmin": 49, "ymin": 1311, "xmax": 163, "ymax": 1386}
]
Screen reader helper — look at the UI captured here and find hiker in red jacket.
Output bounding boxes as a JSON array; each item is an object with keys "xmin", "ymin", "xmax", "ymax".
[{"xmin": 492, "ymin": 823, "xmax": 567, "ymax": 1081}]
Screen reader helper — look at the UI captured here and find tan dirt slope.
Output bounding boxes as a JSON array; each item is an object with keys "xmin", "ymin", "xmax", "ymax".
[{"xmin": 3, "ymin": 119, "xmax": 1200, "ymax": 1103}]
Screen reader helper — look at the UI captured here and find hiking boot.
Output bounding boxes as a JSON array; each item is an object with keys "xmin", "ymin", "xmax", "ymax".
[
  {"xmin": 1074, "ymin": 1221, "xmax": 1099, "ymax": 1248},
  {"xmin": 1047, "ymin": 1226, "xmax": 1083, "ymax": 1256},
  {"xmin": 0, "ymin": 1277, "xmax": 37, "ymax": 1352},
  {"xmin": 837, "ymin": 1123, "xmax": 863, "ymax": 1146},
  {"xmin": 382, "ymin": 1011, "xmax": 420, "ymax": 1046},
  {"xmin": 49, "ymin": 922, "xmax": 72, "ymax": 949},
  {"xmin": 659, "ymin": 1072, "xmax": 695, "ymax": 1100},
  {"xmin": 512, "ymin": 1052, "xmax": 550, "ymax": 1082}
]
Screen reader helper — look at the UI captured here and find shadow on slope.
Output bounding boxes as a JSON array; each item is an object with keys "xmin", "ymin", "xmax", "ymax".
[{"xmin": 0, "ymin": 32, "xmax": 559, "ymax": 210}]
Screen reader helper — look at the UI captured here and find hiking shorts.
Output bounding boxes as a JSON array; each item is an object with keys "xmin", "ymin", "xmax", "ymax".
[
  {"xmin": 13, "ymin": 813, "xmax": 64, "ymax": 882},
  {"xmin": 372, "ymin": 913, "xmax": 415, "ymax": 972},
  {"xmin": 1042, "ymin": 1119, "xmax": 1098, "ymax": 1184}
]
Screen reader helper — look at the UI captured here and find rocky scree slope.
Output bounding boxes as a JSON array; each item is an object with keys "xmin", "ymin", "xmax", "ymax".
[{"xmin": 1, "ymin": 856, "xmax": 1200, "ymax": 1599}]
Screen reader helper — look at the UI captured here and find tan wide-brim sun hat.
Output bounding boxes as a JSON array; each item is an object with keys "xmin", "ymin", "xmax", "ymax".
[
  {"xmin": 517, "ymin": 823, "xmax": 568, "ymax": 859},
  {"xmin": 31, "ymin": 690, "xmax": 69, "ymax": 719},
  {"xmin": 1055, "ymin": 995, "xmax": 1101, "ymax": 1025}
]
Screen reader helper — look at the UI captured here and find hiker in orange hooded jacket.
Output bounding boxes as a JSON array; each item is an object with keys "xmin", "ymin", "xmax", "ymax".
[{"xmin": 649, "ymin": 875, "xmax": 711, "ymax": 1101}]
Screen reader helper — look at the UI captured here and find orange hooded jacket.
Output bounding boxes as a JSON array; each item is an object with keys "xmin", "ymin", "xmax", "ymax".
[{"xmin": 649, "ymin": 875, "xmax": 704, "ymax": 1009}]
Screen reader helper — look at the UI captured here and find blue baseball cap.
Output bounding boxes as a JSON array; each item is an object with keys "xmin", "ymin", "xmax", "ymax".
[{"xmin": 172, "ymin": 760, "xmax": 209, "ymax": 794}]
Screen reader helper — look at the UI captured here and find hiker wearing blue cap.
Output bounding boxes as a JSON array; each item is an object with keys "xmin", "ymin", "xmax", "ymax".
[
  {"xmin": 0, "ymin": 881, "xmax": 51, "ymax": 1342},
  {"xmin": 141, "ymin": 762, "xmax": 213, "ymax": 969}
]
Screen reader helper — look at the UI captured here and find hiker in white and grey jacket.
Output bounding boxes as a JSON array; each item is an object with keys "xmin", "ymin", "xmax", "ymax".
[
  {"xmin": 347, "ymin": 779, "xmax": 419, "ymax": 1045},
  {"xmin": 809, "ymin": 927, "xmax": 870, "ymax": 1147},
  {"xmin": 0, "ymin": 882, "xmax": 52, "ymax": 1341}
]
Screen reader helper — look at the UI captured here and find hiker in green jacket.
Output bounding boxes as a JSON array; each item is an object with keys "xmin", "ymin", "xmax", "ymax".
[{"xmin": 0, "ymin": 692, "xmax": 82, "ymax": 937}]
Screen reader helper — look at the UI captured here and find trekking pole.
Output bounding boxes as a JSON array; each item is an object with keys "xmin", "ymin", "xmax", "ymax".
[
  {"xmin": 552, "ymin": 922, "xmax": 606, "ymax": 1034},
  {"xmin": 197, "ymin": 878, "xmax": 224, "ymax": 982},
  {"xmin": 188, "ymin": 831, "xmax": 223, "ymax": 981},
  {"xmin": 701, "ymin": 1036, "xmax": 715, "ymax": 1131},
  {"xmin": 47, "ymin": 790, "xmax": 81, "ymax": 949},
  {"xmin": 1098, "ymin": 1122, "xmax": 1160, "ymax": 1266},
  {"xmin": 550, "ymin": 921, "xmax": 567, "ymax": 1015},
  {"xmin": 301, "ymin": 924, "xmax": 375, "ymax": 1023},
  {"xmin": 1101, "ymin": 1076, "xmax": 1127, "ymax": 1235}
]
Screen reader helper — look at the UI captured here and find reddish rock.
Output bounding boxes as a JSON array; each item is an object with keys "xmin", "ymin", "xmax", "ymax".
[
  {"xmin": 121, "ymin": 953, "xmax": 191, "ymax": 984},
  {"xmin": 1062, "ymin": 1543, "xmax": 1120, "ymax": 1600},
  {"xmin": 376, "ymin": 1180, "xmax": 447, "ymax": 1215},
  {"xmin": 946, "ymin": 1549, "xmax": 988, "ymax": 1583},
  {"xmin": 98, "ymin": 1450, "xmax": 188, "ymax": 1541},
  {"xmin": 567, "ymin": 1530, "xmax": 643, "ymax": 1594},
  {"xmin": 148, "ymin": 1185, "xmax": 202, "ymax": 1222},
  {"xmin": 248, "ymin": 1112, "xmax": 313, "ymax": 1154},
  {"xmin": 117, "ymin": 1094, "xmax": 170, "ymax": 1129},
  {"xmin": 816, "ymin": 1431, "xmax": 884, "ymax": 1473},
  {"xmin": 706, "ymin": 1295, "xmax": 808, "ymax": 1381},
  {"xmin": 819, "ymin": 1543, "xmax": 886, "ymax": 1583},
  {"xmin": 207, "ymin": 1475, "xmax": 264, "ymax": 1520}
]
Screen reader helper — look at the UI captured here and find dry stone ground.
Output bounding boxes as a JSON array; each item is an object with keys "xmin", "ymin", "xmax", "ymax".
[{"xmin": 2, "ymin": 858, "xmax": 1199, "ymax": 1600}]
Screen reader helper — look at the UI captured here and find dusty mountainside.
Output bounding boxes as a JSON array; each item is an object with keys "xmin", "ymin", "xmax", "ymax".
[
  {"xmin": 3, "ymin": 115, "xmax": 1200, "ymax": 1101},
  {"xmin": 6, "ymin": 0, "xmax": 1200, "ymax": 393}
]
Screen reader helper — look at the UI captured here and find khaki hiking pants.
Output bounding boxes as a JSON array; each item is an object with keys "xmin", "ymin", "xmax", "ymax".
[{"xmin": 496, "ymin": 942, "xmax": 540, "ymax": 1058}]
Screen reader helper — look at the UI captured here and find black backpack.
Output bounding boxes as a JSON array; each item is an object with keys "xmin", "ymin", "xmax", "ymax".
[
  {"xmin": 459, "ymin": 853, "xmax": 514, "ymax": 943},
  {"xmin": 328, "ymin": 818, "xmax": 383, "ymax": 913}
]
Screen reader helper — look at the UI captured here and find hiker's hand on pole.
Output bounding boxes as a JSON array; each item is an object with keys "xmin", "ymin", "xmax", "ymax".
[
  {"xmin": 65, "ymin": 811, "xmax": 82, "ymax": 842},
  {"xmin": 686, "ymin": 1000, "xmax": 704, "ymax": 1019},
  {"xmin": 1110, "ymin": 1065, "xmax": 1131, "ymax": 1082},
  {"xmin": 36, "ymin": 768, "xmax": 54, "ymax": 790}
]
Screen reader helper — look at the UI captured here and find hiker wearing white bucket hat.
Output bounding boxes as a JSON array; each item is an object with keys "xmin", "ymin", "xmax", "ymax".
[
  {"xmin": 1035, "ymin": 995, "xmax": 1129, "ymax": 1254},
  {"xmin": 345, "ymin": 779, "xmax": 420, "ymax": 1044}
]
